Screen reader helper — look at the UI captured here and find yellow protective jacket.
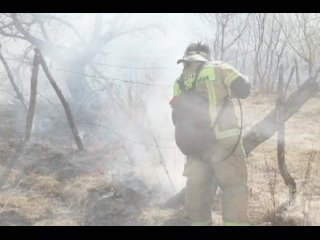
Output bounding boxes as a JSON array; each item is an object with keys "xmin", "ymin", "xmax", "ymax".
[{"xmin": 171, "ymin": 61, "xmax": 246, "ymax": 142}]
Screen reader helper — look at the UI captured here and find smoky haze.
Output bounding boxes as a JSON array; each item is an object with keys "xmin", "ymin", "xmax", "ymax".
[
  {"xmin": 0, "ymin": 13, "xmax": 205, "ymax": 200},
  {"xmin": 0, "ymin": 13, "xmax": 320, "ymax": 226}
]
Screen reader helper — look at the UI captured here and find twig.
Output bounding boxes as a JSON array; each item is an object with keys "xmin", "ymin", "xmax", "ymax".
[
  {"xmin": 0, "ymin": 178, "xmax": 23, "ymax": 215},
  {"xmin": 0, "ymin": 44, "xmax": 27, "ymax": 110}
]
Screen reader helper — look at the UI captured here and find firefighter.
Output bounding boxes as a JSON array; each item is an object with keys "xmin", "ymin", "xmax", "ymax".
[{"xmin": 170, "ymin": 41, "xmax": 251, "ymax": 226}]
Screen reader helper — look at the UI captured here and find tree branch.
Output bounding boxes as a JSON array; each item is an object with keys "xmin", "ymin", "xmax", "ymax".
[{"xmin": 0, "ymin": 44, "xmax": 27, "ymax": 109}]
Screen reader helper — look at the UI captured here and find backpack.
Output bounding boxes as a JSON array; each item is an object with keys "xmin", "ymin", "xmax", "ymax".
[{"xmin": 171, "ymin": 63, "xmax": 226, "ymax": 156}]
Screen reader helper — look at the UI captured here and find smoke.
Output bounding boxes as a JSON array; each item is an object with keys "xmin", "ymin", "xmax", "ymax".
[
  {"xmin": 79, "ymin": 14, "xmax": 203, "ymax": 199},
  {"xmin": 0, "ymin": 13, "xmax": 206, "ymax": 204}
]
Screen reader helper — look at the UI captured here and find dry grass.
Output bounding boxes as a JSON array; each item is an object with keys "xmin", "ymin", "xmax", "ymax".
[
  {"xmin": 139, "ymin": 207, "xmax": 178, "ymax": 225},
  {"xmin": 33, "ymin": 215, "xmax": 78, "ymax": 226},
  {"xmin": 0, "ymin": 92, "xmax": 320, "ymax": 225},
  {"xmin": 0, "ymin": 166, "xmax": 23, "ymax": 188},
  {"xmin": 61, "ymin": 173, "xmax": 112, "ymax": 211},
  {"xmin": 0, "ymin": 192, "xmax": 50, "ymax": 220},
  {"xmin": 21, "ymin": 174, "xmax": 63, "ymax": 197}
]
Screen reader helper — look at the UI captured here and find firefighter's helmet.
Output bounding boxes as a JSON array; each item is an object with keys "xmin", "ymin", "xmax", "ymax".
[{"xmin": 177, "ymin": 41, "xmax": 211, "ymax": 64}]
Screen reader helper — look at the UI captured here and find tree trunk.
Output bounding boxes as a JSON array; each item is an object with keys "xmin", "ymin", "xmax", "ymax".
[
  {"xmin": 243, "ymin": 78, "xmax": 319, "ymax": 155},
  {"xmin": 277, "ymin": 65, "xmax": 297, "ymax": 199},
  {"xmin": 38, "ymin": 50, "xmax": 85, "ymax": 151},
  {"xmin": 24, "ymin": 49, "xmax": 40, "ymax": 142}
]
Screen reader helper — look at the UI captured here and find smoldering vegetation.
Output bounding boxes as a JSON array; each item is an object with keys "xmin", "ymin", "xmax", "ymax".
[{"xmin": 0, "ymin": 13, "xmax": 319, "ymax": 225}]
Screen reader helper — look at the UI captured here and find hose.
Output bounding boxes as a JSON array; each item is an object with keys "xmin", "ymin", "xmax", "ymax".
[{"xmin": 217, "ymin": 98, "xmax": 243, "ymax": 162}]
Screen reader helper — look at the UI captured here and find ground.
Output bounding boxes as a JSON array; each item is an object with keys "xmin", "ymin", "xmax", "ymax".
[{"xmin": 0, "ymin": 91, "xmax": 319, "ymax": 226}]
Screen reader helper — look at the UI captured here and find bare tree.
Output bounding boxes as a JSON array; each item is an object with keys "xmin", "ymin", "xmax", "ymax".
[
  {"xmin": 287, "ymin": 13, "xmax": 320, "ymax": 79},
  {"xmin": 0, "ymin": 13, "xmax": 158, "ymax": 114},
  {"xmin": 200, "ymin": 13, "xmax": 320, "ymax": 93},
  {"xmin": 247, "ymin": 13, "xmax": 290, "ymax": 91},
  {"xmin": 200, "ymin": 13, "xmax": 250, "ymax": 63}
]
